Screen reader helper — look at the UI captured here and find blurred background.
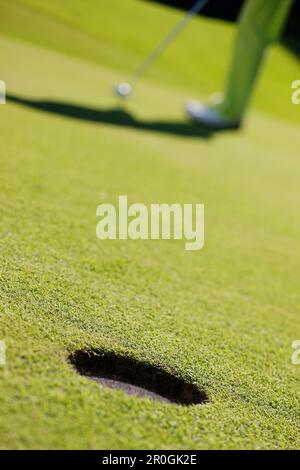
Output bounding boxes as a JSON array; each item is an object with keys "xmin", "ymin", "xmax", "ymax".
[{"xmin": 149, "ymin": 0, "xmax": 300, "ymax": 40}]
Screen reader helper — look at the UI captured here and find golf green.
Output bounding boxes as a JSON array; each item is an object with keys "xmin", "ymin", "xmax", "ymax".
[{"xmin": 0, "ymin": 0, "xmax": 299, "ymax": 449}]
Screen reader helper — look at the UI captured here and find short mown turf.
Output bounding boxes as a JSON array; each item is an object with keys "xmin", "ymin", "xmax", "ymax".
[{"xmin": 0, "ymin": 0, "xmax": 299, "ymax": 449}]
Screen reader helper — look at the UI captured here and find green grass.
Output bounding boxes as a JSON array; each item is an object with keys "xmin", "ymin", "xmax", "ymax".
[{"xmin": 0, "ymin": 0, "xmax": 300, "ymax": 449}]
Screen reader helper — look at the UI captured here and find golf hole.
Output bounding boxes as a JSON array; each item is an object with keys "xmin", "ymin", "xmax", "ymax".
[{"xmin": 69, "ymin": 350, "xmax": 208, "ymax": 406}]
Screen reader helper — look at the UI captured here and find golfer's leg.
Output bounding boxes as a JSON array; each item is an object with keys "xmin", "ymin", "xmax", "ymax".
[{"xmin": 217, "ymin": 0, "xmax": 293, "ymax": 121}]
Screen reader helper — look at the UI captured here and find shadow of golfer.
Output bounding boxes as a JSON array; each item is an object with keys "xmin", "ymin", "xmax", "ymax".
[{"xmin": 7, "ymin": 93, "xmax": 217, "ymax": 139}]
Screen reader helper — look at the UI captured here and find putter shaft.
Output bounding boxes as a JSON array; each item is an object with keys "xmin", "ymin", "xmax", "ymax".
[{"xmin": 128, "ymin": 0, "xmax": 209, "ymax": 86}]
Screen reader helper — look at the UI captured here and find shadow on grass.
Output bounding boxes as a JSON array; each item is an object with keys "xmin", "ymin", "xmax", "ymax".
[{"xmin": 8, "ymin": 93, "xmax": 217, "ymax": 139}]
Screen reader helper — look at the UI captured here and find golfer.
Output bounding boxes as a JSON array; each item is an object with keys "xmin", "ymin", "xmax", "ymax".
[{"xmin": 186, "ymin": 0, "xmax": 293, "ymax": 129}]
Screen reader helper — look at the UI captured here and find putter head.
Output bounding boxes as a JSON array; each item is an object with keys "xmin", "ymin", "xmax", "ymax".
[{"xmin": 114, "ymin": 82, "xmax": 132, "ymax": 99}]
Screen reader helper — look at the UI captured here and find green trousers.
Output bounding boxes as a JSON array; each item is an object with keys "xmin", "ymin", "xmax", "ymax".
[{"xmin": 216, "ymin": 0, "xmax": 293, "ymax": 121}]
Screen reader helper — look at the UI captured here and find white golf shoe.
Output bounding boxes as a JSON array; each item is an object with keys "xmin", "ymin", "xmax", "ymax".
[{"xmin": 186, "ymin": 100, "xmax": 241, "ymax": 130}]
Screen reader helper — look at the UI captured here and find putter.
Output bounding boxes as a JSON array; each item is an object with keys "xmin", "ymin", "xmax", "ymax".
[{"xmin": 114, "ymin": 0, "xmax": 209, "ymax": 99}]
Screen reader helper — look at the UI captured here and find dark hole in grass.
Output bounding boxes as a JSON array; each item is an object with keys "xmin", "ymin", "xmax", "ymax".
[{"xmin": 69, "ymin": 350, "xmax": 208, "ymax": 406}]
